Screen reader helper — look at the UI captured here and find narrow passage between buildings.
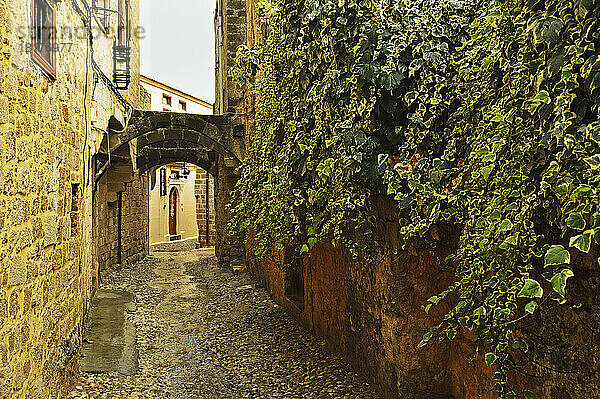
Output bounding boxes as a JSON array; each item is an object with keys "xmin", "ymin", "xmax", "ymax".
[{"xmin": 71, "ymin": 249, "xmax": 380, "ymax": 399}]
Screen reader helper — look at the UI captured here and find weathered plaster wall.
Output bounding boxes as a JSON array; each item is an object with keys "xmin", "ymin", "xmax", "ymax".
[
  {"xmin": 518, "ymin": 246, "xmax": 600, "ymax": 399},
  {"xmin": 149, "ymin": 165, "xmax": 201, "ymax": 244},
  {"xmin": 246, "ymin": 197, "xmax": 487, "ymax": 398}
]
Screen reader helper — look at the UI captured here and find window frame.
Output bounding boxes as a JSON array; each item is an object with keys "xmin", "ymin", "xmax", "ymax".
[
  {"xmin": 162, "ymin": 94, "xmax": 172, "ymax": 106},
  {"xmin": 179, "ymin": 101, "xmax": 187, "ymax": 111},
  {"xmin": 31, "ymin": 0, "xmax": 57, "ymax": 79}
]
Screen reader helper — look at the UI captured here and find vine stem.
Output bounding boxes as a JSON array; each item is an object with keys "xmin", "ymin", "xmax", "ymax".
[
  {"xmin": 495, "ymin": 294, "xmax": 550, "ymax": 328},
  {"xmin": 527, "ymin": 356, "xmax": 579, "ymax": 374},
  {"xmin": 572, "ymin": 308, "xmax": 600, "ymax": 337}
]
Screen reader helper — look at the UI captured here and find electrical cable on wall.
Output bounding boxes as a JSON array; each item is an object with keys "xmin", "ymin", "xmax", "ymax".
[{"xmin": 70, "ymin": 0, "xmax": 135, "ymax": 186}]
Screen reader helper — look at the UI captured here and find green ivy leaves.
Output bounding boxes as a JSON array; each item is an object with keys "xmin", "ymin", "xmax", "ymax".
[
  {"xmin": 524, "ymin": 390, "xmax": 540, "ymax": 399},
  {"xmin": 231, "ymin": 0, "xmax": 600, "ymax": 397},
  {"xmin": 544, "ymin": 245, "xmax": 570, "ymax": 266},
  {"xmin": 485, "ymin": 352, "xmax": 498, "ymax": 367},
  {"xmin": 570, "ymin": 230, "xmax": 595, "ymax": 253},
  {"xmin": 518, "ymin": 279, "xmax": 543, "ymax": 299},
  {"xmin": 316, "ymin": 158, "xmax": 335, "ymax": 180},
  {"xmin": 583, "ymin": 154, "xmax": 600, "ymax": 169},
  {"xmin": 550, "ymin": 269, "xmax": 574, "ymax": 298},
  {"xmin": 524, "ymin": 301, "xmax": 538, "ymax": 314},
  {"xmin": 543, "ymin": 246, "xmax": 574, "ymax": 303},
  {"xmin": 565, "ymin": 213, "xmax": 586, "ymax": 230}
]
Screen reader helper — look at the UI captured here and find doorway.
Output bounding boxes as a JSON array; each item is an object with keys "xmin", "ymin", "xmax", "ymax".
[{"xmin": 169, "ymin": 187, "xmax": 178, "ymax": 236}]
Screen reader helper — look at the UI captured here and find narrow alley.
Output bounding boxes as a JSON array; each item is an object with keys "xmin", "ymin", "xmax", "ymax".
[
  {"xmin": 1, "ymin": 0, "xmax": 598, "ymax": 396},
  {"xmin": 69, "ymin": 249, "xmax": 380, "ymax": 399}
]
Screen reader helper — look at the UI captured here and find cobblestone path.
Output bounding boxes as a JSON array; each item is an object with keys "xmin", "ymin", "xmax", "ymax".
[{"xmin": 69, "ymin": 249, "xmax": 380, "ymax": 399}]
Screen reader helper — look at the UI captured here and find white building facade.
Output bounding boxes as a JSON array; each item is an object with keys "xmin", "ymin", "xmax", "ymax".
[{"xmin": 140, "ymin": 75, "xmax": 216, "ymax": 246}]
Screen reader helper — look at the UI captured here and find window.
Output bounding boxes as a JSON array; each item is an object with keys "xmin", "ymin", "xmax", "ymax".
[
  {"xmin": 162, "ymin": 94, "xmax": 172, "ymax": 106},
  {"xmin": 31, "ymin": 0, "xmax": 56, "ymax": 78},
  {"xmin": 179, "ymin": 101, "xmax": 187, "ymax": 111},
  {"xmin": 117, "ymin": 0, "xmax": 129, "ymax": 46}
]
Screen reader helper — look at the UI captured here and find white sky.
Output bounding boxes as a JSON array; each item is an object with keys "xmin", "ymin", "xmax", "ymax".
[{"xmin": 140, "ymin": 0, "xmax": 216, "ymax": 103}]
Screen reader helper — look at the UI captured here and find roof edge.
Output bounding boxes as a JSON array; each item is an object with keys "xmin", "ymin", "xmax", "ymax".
[{"xmin": 140, "ymin": 75, "xmax": 214, "ymax": 109}]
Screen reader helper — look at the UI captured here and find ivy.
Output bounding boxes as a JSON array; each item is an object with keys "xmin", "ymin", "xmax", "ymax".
[{"xmin": 230, "ymin": 0, "xmax": 600, "ymax": 396}]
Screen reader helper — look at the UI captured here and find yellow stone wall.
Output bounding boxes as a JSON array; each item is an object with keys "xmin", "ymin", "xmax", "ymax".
[{"xmin": 0, "ymin": 0, "xmax": 145, "ymax": 396}]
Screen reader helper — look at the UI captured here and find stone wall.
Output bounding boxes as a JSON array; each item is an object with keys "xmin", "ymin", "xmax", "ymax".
[
  {"xmin": 0, "ymin": 0, "xmax": 145, "ymax": 396},
  {"xmin": 90, "ymin": 0, "xmax": 149, "ymax": 272},
  {"xmin": 215, "ymin": 0, "xmax": 247, "ymax": 115},
  {"xmin": 247, "ymin": 196, "xmax": 600, "ymax": 398},
  {"xmin": 215, "ymin": 0, "xmax": 248, "ymax": 269},
  {"xmin": 195, "ymin": 168, "xmax": 216, "ymax": 247},
  {"xmin": 215, "ymin": 156, "xmax": 244, "ymax": 269},
  {"xmin": 0, "ymin": 0, "xmax": 92, "ymax": 395},
  {"xmin": 94, "ymin": 165, "xmax": 148, "ymax": 273}
]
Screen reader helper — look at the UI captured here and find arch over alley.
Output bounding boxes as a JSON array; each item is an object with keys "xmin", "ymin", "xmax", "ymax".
[{"xmin": 95, "ymin": 109, "xmax": 247, "ymax": 271}]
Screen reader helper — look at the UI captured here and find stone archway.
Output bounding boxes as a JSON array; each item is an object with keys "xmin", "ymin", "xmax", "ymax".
[
  {"xmin": 110, "ymin": 111, "xmax": 245, "ymax": 160},
  {"xmin": 98, "ymin": 110, "xmax": 246, "ymax": 269}
]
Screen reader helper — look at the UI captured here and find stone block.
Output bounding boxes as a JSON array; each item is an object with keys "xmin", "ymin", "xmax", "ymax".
[
  {"xmin": 43, "ymin": 214, "xmax": 58, "ymax": 247},
  {"xmin": 0, "ymin": 368, "xmax": 12, "ymax": 398},
  {"xmin": 8, "ymin": 256, "xmax": 27, "ymax": 286},
  {"xmin": 0, "ymin": 291, "xmax": 7, "ymax": 323},
  {"xmin": 3, "ymin": 126, "xmax": 15, "ymax": 161},
  {"xmin": 0, "ymin": 96, "xmax": 8, "ymax": 124},
  {"xmin": 8, "ymin": 291, "xmax": 19, "ymax": 318}
]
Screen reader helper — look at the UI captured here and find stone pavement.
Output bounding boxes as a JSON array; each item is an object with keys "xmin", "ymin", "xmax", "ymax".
[
  {"xmin": 79, "ymin": 289, "xmax": 138, "ymax": 376},
  {"xmin": 68, "ymin": 249, "xmax": 381, "ymax": 399}
]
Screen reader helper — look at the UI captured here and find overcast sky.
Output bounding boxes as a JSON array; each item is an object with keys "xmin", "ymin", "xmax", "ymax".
[{"xmin": 140, "ymin": 0, "xmax": 216, "ymax": 103}]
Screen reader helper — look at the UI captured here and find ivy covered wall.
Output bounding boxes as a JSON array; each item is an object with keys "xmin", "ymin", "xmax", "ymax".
[{"xmin": 233, "ymin": 0, "xmax": 600, "ymax": 397}]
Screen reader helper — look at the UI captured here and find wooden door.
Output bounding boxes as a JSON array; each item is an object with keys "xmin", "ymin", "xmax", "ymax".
[{"xmin": 169, "ymin": 188, "xmax": 177, "ymax": 236}]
